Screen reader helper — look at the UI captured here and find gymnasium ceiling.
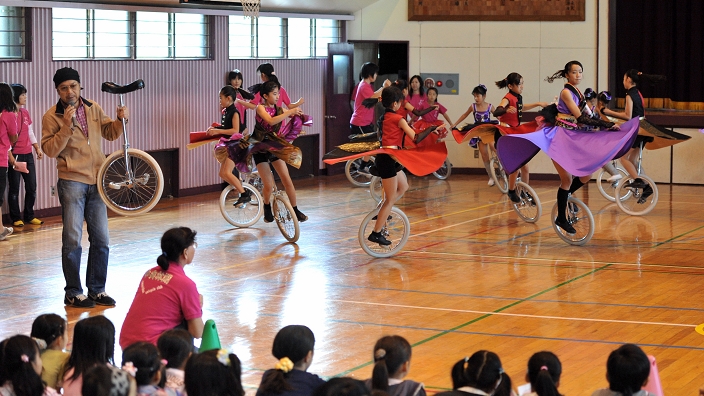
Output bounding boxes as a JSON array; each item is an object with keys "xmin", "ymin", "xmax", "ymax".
[{"xmin": 31, "ymin": 0, "xmax": 379, "ymax": 15}]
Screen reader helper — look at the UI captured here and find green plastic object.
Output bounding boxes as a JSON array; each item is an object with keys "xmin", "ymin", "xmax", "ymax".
[{"xmin": 200, "ymin": 319, "xmax": 221, "ymax": 352}]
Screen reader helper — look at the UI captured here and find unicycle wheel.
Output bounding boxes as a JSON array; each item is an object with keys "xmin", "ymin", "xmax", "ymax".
[
  {"xmin": 358, "ymin": 207, "xmax": 410, "ymax": 257},
  {"xmin": 97, "ymin": 148, "xmax": 164, "ymax": 216}
]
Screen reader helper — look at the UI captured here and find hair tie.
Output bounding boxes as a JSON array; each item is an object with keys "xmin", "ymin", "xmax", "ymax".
[
  {"xmin": 275, "ymin": 357, "xmax": 294, "ymax": 373},
  {"xmin": 270, "ymin": 71, "xmax": 276, "ymax": 75},
  {"xmin": 374, "ymin": 348, "xmax": 386, "ymax": 360},
  {"xmin": 122, "ymin": 362, "xmax": 138, "ymax": 377},
  {"xmin": 216, "ymin": 349, "xmax": 231, "ymax": 366},
  {"xmin": 33, "ymin": 337, "xmax": 48, "ymax": 351},
  {"xmin": 161, "ymin": 359, "xmax": 168, "ymax": 366},
  {"xmin": 637, "ymin": 72, "xmax": 642, "ymax": 75},
  {"xmin": 20, "ymin": 354, "xmax": 29, "ymax": 363},
  {"xmin": 540, "ymin": 365, "xmax": 549, "ymax": 371},
  {"xmin": 480, "ymin": 84, "xmax": 487, "ymax": 90}
]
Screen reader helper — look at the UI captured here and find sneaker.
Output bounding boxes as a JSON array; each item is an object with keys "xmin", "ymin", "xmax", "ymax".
[
  {"xmin": 27, "ymin": 218, "xmax": 44, "ymax": 225},
  {"xmin": 606, "ymin": 173, "xmax": 623, "ymax": 182},
  {"xmin": 507, "ymin": 189, "xmax": 520, "ymax": 203},
  {"xmin": 368, "ymin": 231, "xmax": 392, "ymax": 246},
  {"xmin": 357, "ymin": 161, "xmax": 372, "ymax": 175},
  {"xmin": 234, "ymin": 190, "xmax": 252, "ymax": 206},
  {"xmin": 554, "ymin": 218, "xmax": 576, "ymax": 234},
  {"xmin": 89, "ymin": 292, "xmax": 116, "ymax": 306},
  {"xmin": 488, "ymin": 178, "xmax": 495, "ymax": 187},
  {"xmin": 263, "ymin": 204, "xmax": 274, "ymax": 223},
  {"xmin": 637, "ymin": 185, "xmax": 654, "ymax": 204},
  {"xmin": 625, "ymin": 178, "xmax": 647, "ymax": 189},
  {"xmin": 293, "ymin": 208, "xmax": 308, "ymax": 222},
  {"xmin": 0, "ymin": 227, "xmax": 13, "ymax": 241},
  {"xmin": 64, "ymin": 293, "xmax": 96, "ymax": 308},
  {"xmin": 13, "ymin": 220, "xmax": 24, "ymax": 227}
]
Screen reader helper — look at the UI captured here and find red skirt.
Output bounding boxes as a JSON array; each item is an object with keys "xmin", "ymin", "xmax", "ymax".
[{"xmin": 323, "ymin": 141, "xmax": 448, "ymax": 177}]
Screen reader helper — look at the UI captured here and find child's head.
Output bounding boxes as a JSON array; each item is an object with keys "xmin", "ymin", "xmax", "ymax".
[
  {"xmin": 82, "ymin": 364, "xmax": 137, "ymax": 396},
  {"xmin": 370, "ymin": 335, "xmax": 412, "ymax": 392},
  {"xmin": 495, "ymin": 73, "xmax": 523, "ymax": 94},
  {"xmin": 184, "ymin": 349, "xmax": 244, "ymax": 396},
  {"xmin": 30, "ymin": 313, "xmax": 68, "ymax": 351},
  {"xmin": 584, "ymin": 88, "xmax": 597, "ymax": 104},
  {"xmin": 493, "ymin": 372, "xmax": 514, "ymax": 396},
  {"xmin": 66, "ymin": 315, "xmax": 116, "ymax": 381},
  {"xmin": 546, "ymin": 60, "xmax": 584, "ymax": 85},
  {"xmin": 622, "ymin": 69, "xmax": 666, "ymax": 89},
  {"xmin": 122, "ymin": 342, "xmax": 164, "ymax": 387},
  {"xmin": 361, "ymin": 62, "xmax": 379, "ymax": 81},
  {"xmin": 259, "ymin": 325, "xmax": 316, "ymax": 394},
  {"xmin": 157, "ymin": 329, "xmax": 193, "ymax": 371},
  {"xmin": 450, "ymin": 351, "xmax": 503, "ymax": 393},
  {"xmin": 158, "ymin": 226, "xmax": 198, "ymax": 271},
  {"xmin": 472, "ymin": 84, "xmax": 487, "ymax": 104},
  {"xmin": 392, "ymin": 80, "xmax": 408, "ymax": 97},
  {"xmin": 11, "ymin": 83, "xmax": 27, "ymax": 105},
  {"xmin": 261, "ymin": 81, "xmax": 282, "ymax": 105},
  {"xmin": 228, "ymin": 69, "xmax": 243, "ymax": 89},
  {"xmin": 409, "ymin": 75, "xmax": 424, "ymax": 96},
  {"xmin": 257, "ymin": 63, "xmax": 276, "ymax": 82},
  {"xmin": 606, "ymin": 344, "xmax": 650, "ymax": 396},
  {"xmin": 219, "ymin": 86, "xmax": 237, "ymax": 108},
  {"xmin": 380, "ymin": 86, "xmax": 404, "ymax": 111},
  {"xmin": 0, "ymin": 335, "xmax": 44, "ymax": 396},
  {"xmin": 426, "ymin": 87, "xmax": 439, "ymax": 103},
  {"xmin": 597, "ymin": 91, "xmax": 612, "ymax": 106},
  {"xmin": 313, "ymin": 377, "xmax": 370, "ymax": 396},
  {"xmin": 527, "ymin": 351, "xmax": 563, "ymax": 396},
  {"xmin": 0, "ymin": 82, "xmax": 18, "ymax": 113}
]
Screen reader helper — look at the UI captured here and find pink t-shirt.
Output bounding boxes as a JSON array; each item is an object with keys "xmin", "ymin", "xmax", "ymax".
[
  {"xmin": 350, "ymin": 81, "xmax": 375, "ymax": 127},
  {"xmin": 420, "ymin": 102, "xmax": 447, "ymax": 122},
  {"xmin": 119, "ymin": 263, "xmax": 202, "ymax": 349},
  {"xmin": 11, "ymin": 108, "xmax": 33, "ymax": 155},
  {"xmin": 252, "ymin": 86, "xmax": 291, "ymax": 108},
  {"xmin": 0, "ymin": 110, "xmax": 19, "ymax": 167},
  {"xmin": 406, "ymin": 93, "xmax": 427, "ymax": 111}
]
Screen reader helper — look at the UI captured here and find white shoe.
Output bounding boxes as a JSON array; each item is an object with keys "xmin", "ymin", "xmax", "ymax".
[
  {"xmin": 488, "ymin": 178, "xmax": 495, "ymax": 186},
  {"xmin": 0, "ymin": 227, "xmax": 13, "ymax": 241},
  {"xmin": 606, "ymin": 173, "xmax": 623, "ymax": 182}
]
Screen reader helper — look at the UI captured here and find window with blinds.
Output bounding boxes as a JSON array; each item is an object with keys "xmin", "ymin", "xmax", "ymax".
[{"xmin": 0, "ymin": 6, "xmax": 28, "ymax": 60}]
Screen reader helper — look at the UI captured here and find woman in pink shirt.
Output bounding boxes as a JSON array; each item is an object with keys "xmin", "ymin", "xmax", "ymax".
[
  {"xmin": 350, "ymin": 62, "xmax": 391, "ymax": 170},
  {"xmin": 120, "ymin": 227, "xmax": 204, "ymax": 350},
  {"xmin": 0, "ymin": 83, "xmax": 19, "ymax": 241},
  {"xmin": 247, "ymin": 63, "xmax": 304, "ymax": 109}
]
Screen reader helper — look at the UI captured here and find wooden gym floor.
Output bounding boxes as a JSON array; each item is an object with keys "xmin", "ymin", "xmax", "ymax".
[{"xmin": 1, "ymin": 174, "xmax": 703, "ymax": 394}]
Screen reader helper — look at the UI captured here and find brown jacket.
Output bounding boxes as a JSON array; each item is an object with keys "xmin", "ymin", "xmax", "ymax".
[{"xmin": 41, "ymin": 98, "xmax": 123, "ymax": 185}]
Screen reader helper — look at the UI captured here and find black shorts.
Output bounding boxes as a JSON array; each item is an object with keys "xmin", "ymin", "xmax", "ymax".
[
  {"xmin": 350, "ymin": 124, "xmax": 375, "ymax": 135},
  {"xmin": 253, "ymin": 151, "xmax": 280, "ymax": 165},
  {"xmin": 374, "ymin": 154, "xmax": 403, "ymax": 179}
]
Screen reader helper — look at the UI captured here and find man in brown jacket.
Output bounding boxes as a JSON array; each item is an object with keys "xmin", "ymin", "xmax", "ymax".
[{"xmin": 41, "ymin": 67, "xmax": 129, "ymax": 308}]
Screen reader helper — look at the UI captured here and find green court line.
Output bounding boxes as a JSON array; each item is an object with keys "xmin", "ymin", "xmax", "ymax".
[
  {"xmin": 652, "ymin": 224, "xmax": 704, "ymax": 247},
  {"xmin": 333, "ymin": 263, "xmax": 613, "ymax": 377}
]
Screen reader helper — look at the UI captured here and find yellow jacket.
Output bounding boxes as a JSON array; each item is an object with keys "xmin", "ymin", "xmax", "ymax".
[{"xmin": 41, "ymin": 98, "xmax": 123, "ymax": 185}]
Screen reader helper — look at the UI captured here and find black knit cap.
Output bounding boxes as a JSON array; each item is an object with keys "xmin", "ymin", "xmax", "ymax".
[{"xmin": 53, "ymin": 67, "xmax": 80, "ymax": 88}]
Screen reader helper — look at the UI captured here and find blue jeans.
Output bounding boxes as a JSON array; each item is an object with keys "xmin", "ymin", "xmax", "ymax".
[{"xmin": 57, "ymin": 179, "xmax": 110, "ymax": 297}]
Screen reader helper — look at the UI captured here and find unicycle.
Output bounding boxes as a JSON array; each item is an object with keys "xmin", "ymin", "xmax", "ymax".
[
  {"xmin": 219, "ymin": 176, "xmax": 263, "ymax": 228},
  {"xmin": 345, "ymin": 157, "xmax": 374, "ymax": 187},
  {"xmin": 512, "ymin": 180, "xmax": 542, "ymax": 223},
  {"xmin": 359, "ymin": 198, "xmax": 410, "ymax": 257},
  {"xmin": 246, "ymin": 167, "xmax": 300, "ymax": 242},
  {"xmin": 97, "ymin": 80, "xmax": 164, "ymax": 216},
  {"xmin": 489, "ymin": 152, "xmax": 509, "ymax": 193},
  {"xmin": 596, "ymin": 162, "xmax": 631, "ymax": 202},
  {"xmin": 551, "ymin": 195, "xmax": 594, "ymax": 245},
  {"xmin": 432, "ymin": 158, "xmax": 452, "ymax": 180},
  {"xmin": 614, "ymin": 141, "xmax": 658, "ymax": 216}
]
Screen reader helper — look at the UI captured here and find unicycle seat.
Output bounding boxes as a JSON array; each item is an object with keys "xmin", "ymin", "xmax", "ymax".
[{"xmin": 101, "ymin": 80, "xmax": 145, "ymax": 94}]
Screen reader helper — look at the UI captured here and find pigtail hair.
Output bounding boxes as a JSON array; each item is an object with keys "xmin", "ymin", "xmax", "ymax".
[
  {"xmin": 533, "ymin": 370, "xmax": 562, "ymax": 396},
  {"xmin": 237, "ymin": 88, "xmax": 254, "ymax": 100},
  {"xmin": 545, "ymin": 70, "xmax": 564, "ymax": 83},
  {"xmin": 371, "ymin": 359, "xmax": 389, "ymax": 392},
  {"xmin": 450, "ymin": 358, "xmax": 469, "ymax": 389},
  {"xmin": 495, "ymin": 79, "xmax": 509, "ymax": 89}
]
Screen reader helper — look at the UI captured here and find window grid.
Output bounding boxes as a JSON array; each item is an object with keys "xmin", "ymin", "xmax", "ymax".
[
  {"xmin": 0, "ymin": 6, "xmax": 28, "ymax": 60},
  {"xmin": 228, "ymin": 16, "xmax": 340, "ymax": 60},
  {"xmin": 52, "ymin": 8, "xmax": 210, "ymax": 60}
]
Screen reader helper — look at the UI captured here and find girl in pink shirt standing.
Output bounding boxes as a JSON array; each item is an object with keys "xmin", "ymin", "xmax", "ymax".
[
  {"xmin": 350, "ymin": 62, "xmax": 391, "ymax": 171},
  {"xmin": 0, "ymin": 83, "xmax": 19, "ymax": 241}
]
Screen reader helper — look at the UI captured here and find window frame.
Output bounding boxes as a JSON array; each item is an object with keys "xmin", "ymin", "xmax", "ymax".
[
  {"xmin": 51, "ymin": 8, "xmax": 212, "ymax": 61},
  {"xmin": 0, "ymin": 6, "xmax": 31, "ymax": 62}
]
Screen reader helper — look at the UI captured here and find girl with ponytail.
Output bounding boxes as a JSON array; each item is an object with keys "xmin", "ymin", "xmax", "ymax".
[
  {"xmin": 0, "ymin": 335, "xmax": 58, "ymax": 396},
  {"xmin": 120, "ymin": 227, "xmax": 203, "ymax": 350},
  {"xmin": 524, "ymin": 352, "xmax": 563, "ymax": 396},
  {"xmin": 249, "ymin": 63, "xmax": 304, "ymax": 109},
  {"xmin": 436, "ymin": 350, "xmax": 508, "ymax": 396},
  {"xmin": 365, "ymin": 335, "xmax": 425, "ymax": 396},
  {"xmin": 256, "ymin": 325, "xmax": 324, "ymax": 396}
]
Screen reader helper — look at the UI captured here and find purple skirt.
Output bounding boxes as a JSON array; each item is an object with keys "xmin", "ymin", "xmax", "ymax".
[{"xmin": 497, "ymin": 117, "xmax": 640, "ymax": 177}]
